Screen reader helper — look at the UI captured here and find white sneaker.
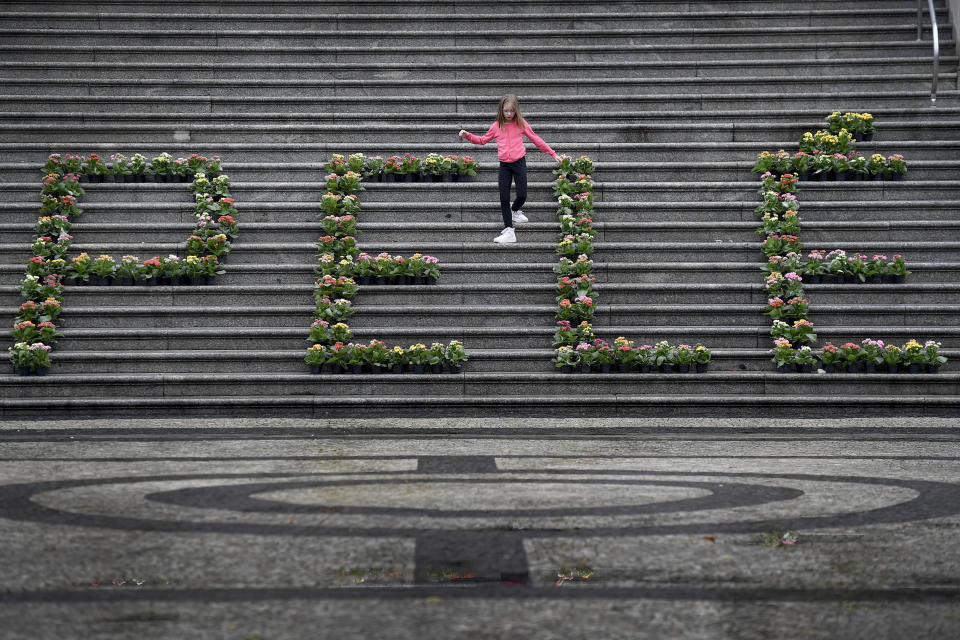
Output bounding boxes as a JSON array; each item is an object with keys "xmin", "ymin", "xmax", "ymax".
[
  {"xmin": 512, "ymin": 210, "xmax": 528, "ymax": 224},
  {"xmin": 493, "ymin": 227, "xmax": 516, "ymax": 243}
]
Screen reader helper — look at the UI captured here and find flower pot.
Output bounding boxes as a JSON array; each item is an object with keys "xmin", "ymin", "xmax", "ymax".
[
  {"xmin": 403, "ymin": 174, "xmax": 416, "ymax": 183},
  {"xmin": 559, "ymin": 365, "xmax": 573, "ymax": 374},
  {"xmin": 580, "ymin": 364, "xmax": 591, "ymax": 373},
  {"xmin": 329, "ymin": 364, "xmax": 344, "ymax": 374},
  {"xmin": 598, "ymin": 363, "xmax": 611, "ymax": 373},
  {"xmin": 675, "ymin": 363, "xmax": 691, "ymax": 373},
  {"xmin": 309, "ymin": 364, "xmax": 323, "ymax": 374},
  {"xmin": 805, "ymin": 274, "xmax": 821, "ymax": 284},
  {"xmin": 133, "ymin": 174, "xmax": 146, "ymax": 183},
  {"xmin": 777, "ymin": 363, "xmax": 792, "ymax": 373},
  {"xmin": 866, "ymin": 275, "xmax": 882, "ymax": 284},
  {"xmin": 425, "ymin": 276, "xmax": 438, "ymax": 285},
  {"xmin": 908, "ymin": 363, "xmax": 923, "ymax": 373},
  {"xmin": 384, "ymin": 173, "xmax": 397, "ymax": 182},
  {"xmin": 871, "ymin": 173, "xmax": 884, "ymax": 182},
  {"xmin": 441, "ymin": 174, "xmax": 455, "ymax": 183},
  {"xmin": 87, "ymin": 174, "xmax": 104, "ymax": 183},
  {"xmin": 395, "ymin": 276, "xmax": 409, "ymax": 285},
  {"xmin": 118, "ymin": 276, "xmax": 135, "ymax": 286},
  {"xmin": 410, "ymin": 364, "xmax": 426, "ymax": 374},
  {"xmin": 864, "ymin": 363, "xmax": 878, "ymax": 373},
  {"xmin": 795, "ymin": 364, "xmax": 813, "ymax": 373},
  {"xmin": 834, "ymin": 172, "xmax": 847, "ymax": 182},
  {"xmin": 351, "ymin": 364, "xmax": 364, "ymax": 374},
  {"xmin": 890, "ymin": 275, "xmax": 906, "ymax": 284},
  {"xmin": 390, "ymin": 364, "xmax": 403, "ymax": 374},
  {"xmin": 616, "ymin": 363, "xmax": 632, "ymax": 373},
  {"xmin": 17, "ymin": 366, "xmax": 31, "ymax": 376},
  {"xmin": 430, "ymin": 363, "xmax": 443, "ymax": 373},
  {"xmin": 373, "ymin": 276, "xmax": 387, "ymax": 286},
  {"xmin": 33, "ymin": 365, "xmax": 49, "ymax": 376},
  {"xmin": 412, "ymin": 276, "xmax": 425, "ymax": 285},
  {"xmin": 695, "ymin": 362, "xmax": 709, "ymax": 373},
  {"xmin": 659, "ymin": 363, "xmax": 672, "ymax": 373},
  {"xmin": 143, "ymin": 276, "xmax": 159, "ymax": 286},
  {"xmin": 639, "ymin": 364, "xmax": 651, "ymax": 373},
  {"xmin": 821, "ymin": 363, "xmax": 836, "ymax": 373},
  {"xmin": 845, "ymin": 364, "xmax": 860, "ymax": 373},
  {"xmin": 429, "ymin": 174, "xmax": 442, "ymax": 182},
  {"xmin": 163, "ymin": 276, "xmax": 181, "ymax": 286},
  {"xmin": 861, "ymin": 132, "xmax": 874, "ymax": 142},
  {"xmin": 448, "ymin": 365, "xmax": 462, "ymax": 374},
  {"xmin": 927, "ymin": 364, "xmax": 940, "ymax": 373}
]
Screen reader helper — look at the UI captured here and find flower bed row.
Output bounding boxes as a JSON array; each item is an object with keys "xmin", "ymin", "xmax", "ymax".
[
  {"xmin": 9, "ymin": 153, "xmax": 238, "ymax": 375},
  {"xmin": 48, "ymin": 152, "xmax": 223, "ymax": 182},
  {"xmin": 548, "ymin": 156, "xmax": 714, "ymax": 373},
  {"xmin": 755, "ymin": 115, "xmax": 947, "ymax": 374},
  {"xmin": 325, "ymin": 152, "xmax": 478, "ymax": 183},
  {"xmin": 305, "ymin": 153, "xmax": 468, "ymax": 374},
  {"xmin": 753, "ymin": 123, "xmax": 906, "ymax": 180},
  {"xmin": 772, "ymin": 338, "xmax": 947, "ymax": 374}
]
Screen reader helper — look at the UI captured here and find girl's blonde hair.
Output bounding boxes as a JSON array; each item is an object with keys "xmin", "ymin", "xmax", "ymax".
[{"xmin": 496, "ymin": 94, "xmax": 526, "ymax": 129}]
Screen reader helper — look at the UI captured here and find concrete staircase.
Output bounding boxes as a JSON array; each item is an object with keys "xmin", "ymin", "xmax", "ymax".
[{"xmin": 1, "ymin": 0, "xmax": 958, "ymax": 417}]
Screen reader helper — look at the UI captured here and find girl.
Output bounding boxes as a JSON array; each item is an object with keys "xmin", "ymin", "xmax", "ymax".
[{"xmin": 459, "ymin": 94, "xmax": 561, "ymax": 243}]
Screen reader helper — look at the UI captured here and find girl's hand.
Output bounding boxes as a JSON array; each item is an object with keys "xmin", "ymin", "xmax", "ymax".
[
  {"xmin": 554, "ymin": 155, "xmax": 563, "ymax": 163},
  {"xmin": 458, "ymin": 130, "xmax": 468, "ymax": 138}
]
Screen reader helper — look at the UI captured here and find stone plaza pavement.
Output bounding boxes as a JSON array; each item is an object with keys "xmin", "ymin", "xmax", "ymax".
[{"xmin": 0, "ymin": 417, "xmax": 958, "ymax": 639}]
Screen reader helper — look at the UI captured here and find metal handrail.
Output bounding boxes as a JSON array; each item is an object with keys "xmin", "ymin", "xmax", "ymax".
[{"xmin": 917, "ymin": 0, "xmax": 940, "ymax": 104}]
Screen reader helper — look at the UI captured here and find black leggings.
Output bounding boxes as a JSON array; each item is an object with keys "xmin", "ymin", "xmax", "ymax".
[{"xmin": 498, "ymin": 157, "xmax": 527, "ymax": 228}]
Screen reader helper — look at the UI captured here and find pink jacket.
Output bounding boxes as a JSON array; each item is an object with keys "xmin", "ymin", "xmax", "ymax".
[{"xmin": 463, "ymin": 120, "xmax": 559, "ymax": 163}]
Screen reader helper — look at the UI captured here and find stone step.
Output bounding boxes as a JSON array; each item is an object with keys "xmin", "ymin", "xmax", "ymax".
[
  {"xmin": 5, "ymin": 390, "xmax": 959, "ymax": 418},
  {"xmin": 1, "ymin": 73, "xmax": 956, "ymax": 97},
  {"xmin": 5, "ymin": 180, "xmax": 950, "ymax": 204},
  {"xmin": 1, "ymin": 90, "xmax": 956, "ymax": 113},
  {"xmin": 6, "ymin": 218, "xmax": 960, "ymax": 245},
  {"xmin": 5, "ymin": 160, "xmax": 960, "ymax": 183},
  {"xmin": 30, "ymin": 346, "xmax": 960, "ymax": 375},
  {"xmin": 2, "ymin": 7, "xmax": 950, "ymax": 30},
  {"xmin": 5, "ymin": 283, "xmax": 960, "ymax": 311},
  {"xmin": 21, "ymin": 303, "xmax": 960, "ymax": 330},
  {"xmin": 0, "ymin": 1, "xmax": 943, "ymax": 14},
  {"xmin": 5, "ymin": 199, "xmax": 960, "ymax": 227},
  {"xmin": 4, "ymin": 261, "xmax": 960, "ymax": 288},
  {"xmin": 2, "ymin": 56, "xmax": 955, "ymax": 82},
  {"xmin": 1, "ymin": 140, "xmax": 956, "ymax": 164},
  {"xmin": 0, "ymin": 38, "xmax": 955, "ymax": 63},
  {"xmin": 3, "ymin": 371, "xmax": 959, "ymax": 403},
  {"xmin": 46, "ymin": 324, "xmax": 960, "ymax": 352},
  {"xmin": 4, "ymin": 120, "xmax": 960, "ymax": 144}
]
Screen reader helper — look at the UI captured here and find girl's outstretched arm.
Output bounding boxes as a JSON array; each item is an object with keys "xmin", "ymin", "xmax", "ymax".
[
  {"xmin": 522, "ymin": 123, "xmax": 560, "ymax": 159},
  {"xmin": 461, "ymin": 123, "xmax": 498, "ymax": 145}
]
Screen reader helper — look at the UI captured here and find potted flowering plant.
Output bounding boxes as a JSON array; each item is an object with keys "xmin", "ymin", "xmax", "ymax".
[
  {"xmin": 867, "ymin": 153, "xmax": 886, "ymax": 179},
  {"xmin": 426, "ymin": 342, "xmax": 446, "ymax": 373},
  {"xmin": 575, "ymin": 342, "xmax": 598, "ymax": 373},
  {"xmin": 305, "ymin": 344, "xmax": 327, "ymax": 374},
  {"xmin": 922, "ymin": 340, "xmax": 947, "ymax": 373},
  {"xmin": 791, "ymin": 152, "xmax": 813, "ymax": 177},
  {"xmin": 326, "ymin": 342, "xmax": 347, "ymax": 374},
  {"xmin": 182, "ymin": 255, "xmax": 205, "ymax": 284},
  {"xmin": 859, "ymin": 339, "xmax": 885, "ymax": 373},
  {"xmin": 138, "ymin": 256, "xmax": 163, "ymax": 284},
  {"xmin": 771, "ymin": 338, "xmax": 794, "ymax": 372},
  {"xmin": 406, "ymin": 343, "xmax": 429, "ymax": 373},
  {"xmin": 130, "ymin": 153, "xmax": 148, "ymax": 181},
  {"xmin": 848, "ymin": 152, "xmax": 868, "ymax": 180},
  {"xmin": 819, "ymin": 342, "xmax": 840, "ymax": 372},
  {"xmin": 789, "ymin": 319, "xmax": 816, "ymax": 345},
  {"xmin": 865, "ymin": 254, "xmax": 887, "ymax": 283},
  {"xmin": 348, "ymin": 153, "xmax": 366, "ymax": 174},
  {"xmin": 440, "ymin": 156, "xmax": 459, "ymax": 181},
  {"xmin": 887, "ymin": 254, "xmax": 910, "ymax": 283},
  {"xmin": 653, "ymin": 340, "xmax": 674, "ymax": 373},
  {"xmin": 902, "ymin": 339, "xmax": 925, "ymax": 372},
  {"xmin": 554, "ymin": 155, "xmax": 575, "ymax": 177},
  {"xmin": 342, "ymin": 342, "xmax": 366, "ymax": 374},
  {"xmin": 553, "ymin": 346, "xmax": 579, "ymax": 373},
  {"xmin": 111, "ymin": 153, "xmax": 132, "ymax": 181},
  {"xmin": 365, "ymin": 156, "xmax": 384, "ymax": 181},
  {"xmin": 90, "ymin": 254, "xmax": 116, "ymax": 285},
  {"xmin": 553, "ymin": 320, "xmax": 577, "ymax": 347},
  {"xmin": 400, "ymin": 154, "xmax": 421, "ymax": 181},
  {"xmin": 388, "ymin": 345, "xmax": 406, "ymax": 373},
  {"xmin": 162, "ymin": 255, "xmax": 183, "ymax": 285},
  {"xmin": 115, "ymin": 255, "xmax": 139, "ymax": 285},
  {"xmin": 636, "ymin": 344, "xmax": 655, "ymax": 373},
  {"xmin": 83, "ymin": 154, "xmax": 109, "ymax": 182},
  {"xmin": 383, "ymin": 156, "xmax": 402, "ymax": 182},
  {"xmin": 791, "ymin": 345, "xmax": 817, "ymax": 373},
  {"xmin": 11, "ymin": 321, "xmax": 39, "ymax": 343},
  {"xmin": 444, "ymin": 340, "xmax": 468, "ymax": 373},
  {"xmin": 612, "ymin": 336, "xmax": 635, "ymax": 373},
  {"xmin": 325, "ymin": 154, "xmax": 348, "ymax": 175},
  {"xmin": 882, "ymin": 344, "xmax": 903, "ymax": 373},
  {"xmin": 364, "ymin": 339, "xmax": 390, "ymax": 373},
  {"xmin": 458, "ymin": 156, "xmax": 478, "ymax": 181},
  {"xmin": 67, "ymin": 252, "xmax": 94, "ymax": 284},
  {"xmin": 838, "ymin": 342, "xmax": 862, "ymax": 372},
  {"xmin": 886, "ymin": 154, "xmax": 906, "ymax": 180},
  {"xmin": 9, "ymin": 342, "xmax": 33, "ymax": 375},
  {"xmin": 693, "ymin": 344, "xmax": 711, "ymax": 373},
  {"xmin": 673, "ymin": 344, "xmax": 694, "ymax": 373},
  {"xmin": 554, "ymin": 254, "xmax": 593, "ymax": 277}
]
